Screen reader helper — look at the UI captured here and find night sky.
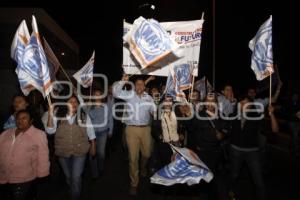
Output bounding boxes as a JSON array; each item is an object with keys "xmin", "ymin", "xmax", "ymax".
[{"xmin": 1, "ymin": 0, "xmax": 298, "ymax": 95}]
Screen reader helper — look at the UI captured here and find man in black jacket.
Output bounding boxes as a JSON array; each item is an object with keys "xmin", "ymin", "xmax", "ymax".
[
  {"xmin": 229, "ymin": 97, "xmax": 279, "ymax": 200},
  {"xmin": 183, "ymin": 93, "xmax": 228, "ymax": 200}
]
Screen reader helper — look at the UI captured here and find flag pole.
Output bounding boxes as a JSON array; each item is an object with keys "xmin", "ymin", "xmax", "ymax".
[
  {"xmin": 212, "ymin": 0, "xmax": 216, "ymax": 90},
  {"xmin": 189, "ymin": 75, "xmax": 195, "ymax": 102},
  {"xmin": 58, "ymin": 64, "xmax": 77, "ymax": 89},
  {"xmin": 189, "ymin": 63, "xmax": 197, "ymax": 102},
  {"xmin": 269, "ymin": 73, "xmax": 272, "ymax": 106},
  {"xmin": 46, "ymin": 94, "xmax": 52, "ymax": 107}
]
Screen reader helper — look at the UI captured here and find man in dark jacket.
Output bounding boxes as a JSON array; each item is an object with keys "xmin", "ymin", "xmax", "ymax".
[
  {"xmin": 229, "ymin": 97, "xmax": 279, "ymax": 200},
  {"xmin": 183, "ymin": 93, "xmax": 228, "ymax": 200}
]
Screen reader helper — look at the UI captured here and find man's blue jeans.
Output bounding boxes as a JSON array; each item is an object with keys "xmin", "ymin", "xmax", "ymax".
[
  {"xmin": 90, "ymin": 131, "xmax": 109, "ymax": 178},
  {"xmin": 58, "ymin": 155, "xmax": 86, "ymax": 200},
  {"xmin": 230, "ymin": 147, "xmax": 266, "ymax": 200}
]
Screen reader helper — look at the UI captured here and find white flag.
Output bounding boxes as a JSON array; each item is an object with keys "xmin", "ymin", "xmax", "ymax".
[
  {"xmin": 73, "ymin": 51, "xmax": 95, "ymax": 88},
  {"xmin": 249, "ymin": 16, "xmax": 273, "ymax": 81},
  {"xmin": 19, "ymin": 15, "xmax": 53, "ymax": 97},
  {"xmin": 11, "ymin": 20, "xmax": 30, "ymax": 64},
  {"xmin": 11, "ymin": 20, "xmax": 35, "ymax": 95},
  {"xmin": 11, "ymin": 16, "xmax": 53, "ymax": 97},
  {"xmin": 150, "ymin": 145, "xmax": 213, "ymax": 186}
]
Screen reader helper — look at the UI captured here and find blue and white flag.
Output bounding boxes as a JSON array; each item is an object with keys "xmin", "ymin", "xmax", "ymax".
[
  {"xmin": 150, "ymin": 145, "xmax": 213, "ymax": 186},
  {"xmin": 165, "ymin": 64, "xmax": 195, "ymax": 102},
  {"xmin": 123, "ymin": 18, "xmax": 204, "ymax": 77},
  {"xmin": 194, "ymin": 76, "xmax": 213, "ymax": 100},
  {"xmin": 17, "ymin": 15, "xmax": 53, "ymax": 97},
  {"xmin": 123, "ymin": 17, "xmax": 180, "ymax": 69},
  {"xmin": 249, "ymin": 16, "xmax": 273, "ymax": 81},
  {"xmin": 11, "ymin": 20, "xmax": 35, "ymax": 95},
  {"xmin": 11, "ymin": 20, "xmax": 30, "ymax": 65},
  {"xmin": 43, "ymin": 37, "xmax": 63, "ymax": 92},
  {"xmin": 73, "ymin": 51, "xmax": 95, "ymax": 88},
  {"xmin": 11, "ymin": 17, "xmax": 53, "ymax": 97},
  {"xmin": 43, "ymin": 37, "xmax": 61, "ymax": 80}
]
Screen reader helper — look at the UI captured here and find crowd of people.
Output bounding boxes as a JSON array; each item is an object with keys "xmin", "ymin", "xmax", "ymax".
[{"xmin": 0, "ymin": 74, "xmax": 299, "ymax": 200}]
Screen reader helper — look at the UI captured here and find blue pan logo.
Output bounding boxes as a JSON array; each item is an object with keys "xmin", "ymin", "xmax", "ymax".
[
  {"xmin": 21, "ymin": 37, "xmax": 49, "ymax": 85},
  {"xmin": 134, "ymin": 21, "xmax": 170, "ymax": 59}
]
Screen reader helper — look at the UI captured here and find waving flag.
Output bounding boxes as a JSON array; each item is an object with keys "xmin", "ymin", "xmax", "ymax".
[
  {"xmin": 165, "ymin": 64, "xmax": 195, "ymax": 102},
  {"xmin": 256, "ymin": 64, "xmax": 282, "ymax": 94},
  {"xmin": 123, "ymin": 17, "xmax": 180, "ymax": 69},
  {"xmin": 73, "ymin": 51, "xmax": 95, "ymax": 88},
  {"xmin": 43, "ymin": 37, "xmax": 63, "ymax": 92},
  {"xmin": 11, "ymin": 20, "xmax": 30, "ymax": 64},
  {"xmin": 11, "ymin": 20, "xmax": 35, "ymax": 95},
  {"xmin": 18, "ymin": 15, "xmax": 53, "ymax": 97},
  {"xmin": 43, "ymin": 38, "xmax": 61, "ymax": 79},
  {"xmin": 150, "ymin": 145, "xmax": 213, "ymax": 186},
  {"xmin": 249, "ymin": 16, "xmax": 273, "ymax": 81},
  {"xmin": 194, "ymin": 76, "xmax": 213, "ymax": 100}
]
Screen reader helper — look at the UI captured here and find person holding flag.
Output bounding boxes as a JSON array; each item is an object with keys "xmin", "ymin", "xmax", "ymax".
[
  {"xmin": 228, "ymin": 97, "xmax": 279, "ymax": 200},
  {"xmin": 248, "ymin": 16, "xmax": 282, "ymax": 178},
  {"xmin": 46, "ymin": 95, "xmax": 96, "ymax": 200}
]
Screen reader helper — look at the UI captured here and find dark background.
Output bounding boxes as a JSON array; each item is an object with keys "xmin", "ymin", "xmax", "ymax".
[{"xmin": 0, "ymin": 0, "xmax": 298, "ymax": 95}]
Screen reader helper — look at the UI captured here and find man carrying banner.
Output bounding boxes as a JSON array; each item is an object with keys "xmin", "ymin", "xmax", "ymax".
[{"xmin": 113, "ymin": 74, "xmax": 156, "ymax": 196}]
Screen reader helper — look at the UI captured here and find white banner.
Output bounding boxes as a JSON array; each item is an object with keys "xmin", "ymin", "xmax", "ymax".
[
  {"xmin": 123, "ymin": 17, "xmax": 180, "ymax": 69},
  {"xmin": 123, "ymin": 19, "xmax": 204, "ymax": 77}
]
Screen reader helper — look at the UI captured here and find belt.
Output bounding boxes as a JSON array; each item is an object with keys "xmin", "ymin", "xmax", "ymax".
[
  {"xmin": 128, "ymin": 125, "xmax": 149, "ymax": 127},
  {"xmin": 95, "ymin": 128, "xmax": 109, "ymax": 134}
]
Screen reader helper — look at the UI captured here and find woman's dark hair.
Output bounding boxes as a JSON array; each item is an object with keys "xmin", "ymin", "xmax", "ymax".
[
  {"xmin": 149, "ymin": 86, "xmax": 159, "ymax": 95},
  {"xmin": 9, "ymin": 93, "xmax": 30, "ymax": 114},
  {"xmin": 15, "ymin": 109, "xmax": 33, "ymax": 120},
  {"xmin": 135, "ymin": 77, "xmax": 145, "ymax": 83},
  {"xmin": 55, "ymin": 95, "xmax": 87, "ymax": 125},
  {"xmin": 92, "ymin": 88, "xmax": 107, "ymax": 103},
  {"xmin": 56, "ymin": 95, "xmax": 80, "ymax": 118},
  {"xmin": 206, "ymin": 92, "xmax": 219, "ymax": 104},
  {"xmin": 13, "ymin": 93, "xmax": 29, "ymax": 103}
]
